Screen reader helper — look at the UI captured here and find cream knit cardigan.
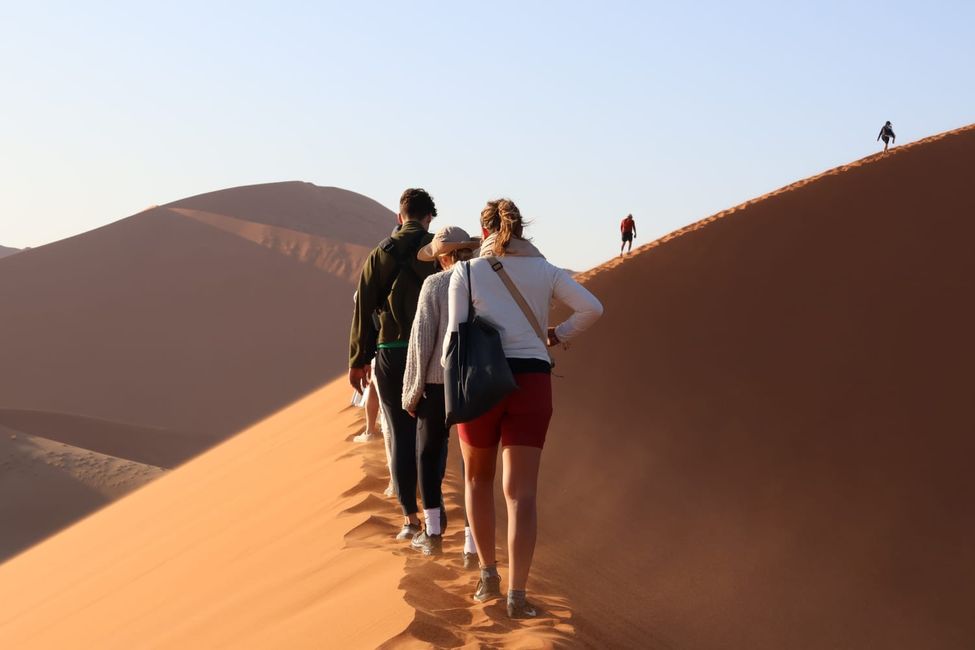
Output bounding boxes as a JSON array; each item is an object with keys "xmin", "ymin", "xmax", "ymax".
[{"xmin": 402, "ymin": 270, "xmax": 451, "ymax": 412}]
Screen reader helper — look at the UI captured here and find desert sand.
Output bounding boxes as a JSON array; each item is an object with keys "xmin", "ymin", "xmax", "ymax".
[
  {"xmin": 0, "ymin": 182, "xmax": 390, "ymax": 559},
  {"xmin": 0, "ymin": 244, "xmax": 19, "ymax": 259},
  {"xmin": 0, "ymin": 424, "xmax": 164, "ymax": 561},
  {"xmin": 1, "ymin": 125, "xmax": 973, "ymax": 648}
]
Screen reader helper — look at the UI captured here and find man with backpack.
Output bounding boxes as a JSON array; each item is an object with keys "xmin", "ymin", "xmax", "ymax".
[{"xmin": 349, "ymin": 188, "xmax": 439, "ymax": 540}]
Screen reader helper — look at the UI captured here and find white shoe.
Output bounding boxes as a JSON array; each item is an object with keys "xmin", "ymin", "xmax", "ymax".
[
  {"xmin": 353, "ymin": 430, "xmax": 379, "ymax": 443},
  {"xmin": 383, "ymin": 482, "xmax": 395, "ymax": 497}
]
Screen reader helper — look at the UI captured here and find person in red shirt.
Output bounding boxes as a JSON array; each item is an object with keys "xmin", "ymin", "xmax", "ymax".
[{"xmin": 620, "ymin": 214, "xmax": 637, "ymax": 256}]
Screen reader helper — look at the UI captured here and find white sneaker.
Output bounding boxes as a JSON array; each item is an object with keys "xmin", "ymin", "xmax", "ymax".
[{"xmin": 353, "ymin": 430, "xmax": 379, "ymax": 443}]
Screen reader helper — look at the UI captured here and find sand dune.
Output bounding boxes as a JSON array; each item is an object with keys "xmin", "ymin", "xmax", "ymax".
[
  {"xmin": 0, "ymin": 380, "xmax": 414, "ymax": 649},
  {"xmin": 0, "ymin": 244, "xmax": 20, "ymax": 259},
  {"xmin": 0, "ymin": 183, "xmax": 389, "ymax": 439},
  {"xmin": 0, "ymin": 425, "xmax": 164, "ymax": 560},
  {"xmin": 170, "ymin": 207, "xmax": 372, "ymax": 283},
  {"xmin": 166, "ymin": 181, "xmax": 393, "ymax": 247},
  {"xmin": 1, "ymin": 125, "xmax": 973, "ymax": 648},
  {"xmin": 544, "ymin": 122, "xmax": 975, "ymax": 648},
  {"xmin": 0, "ymin": 182, "xmax": 392, "ymax": 558},
  {"xmin": 0, "ymin": 409, "xmax": 217, "ymax": 468}
]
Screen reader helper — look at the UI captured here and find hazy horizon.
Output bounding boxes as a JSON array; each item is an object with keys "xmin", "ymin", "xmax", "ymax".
[{"xmin": 1, "ymin": 1, "xmax": 972, "ymax": 271}]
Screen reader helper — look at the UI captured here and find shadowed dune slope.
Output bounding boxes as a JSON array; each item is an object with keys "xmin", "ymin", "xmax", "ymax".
[
  {"xmin": 0, "ymin": 182, "xmax": 390, "ymax": 559},
  {"xmin": 0, "ymin": 410, "xmax": 217, "ymax": 469},
  {"xmin": 537, "ymin": 123, "xmax": 975, "ymax": 649},
  {"xmin": 0, "ymin": 426, "xmax": 164, "ymax": 561},
  {"xmin": 0, "ymin": 244, "xmax": 19, "ymax": 259},
  {"xmin": 0, "ymin": 184, "xmax": 390, "ymax": 440}
]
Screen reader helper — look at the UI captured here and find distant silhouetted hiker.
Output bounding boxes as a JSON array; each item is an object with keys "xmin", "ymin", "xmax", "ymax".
[
  {"xmin": 620, "ymin": 214, "xmax": 637, "ymax": 256},
  {"xmin": 349, "ymin": 188, "xmax": 438, "ymax": 541},
  {"xmin": 878, "ymin": 121, "xmax": 896, "ymax": 153}
]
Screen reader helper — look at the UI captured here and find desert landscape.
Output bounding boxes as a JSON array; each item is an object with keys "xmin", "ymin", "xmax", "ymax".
[
  {"xmin": 0, "ymin": 245, "xmax": 20, "ymax": 259},
  {"xmin": 0, "ymin": 182, "xmax": 389, "ymax": 560},
  {"xmin": 1, "ymin": 124, "xmax": 973, "ymax": 649}
]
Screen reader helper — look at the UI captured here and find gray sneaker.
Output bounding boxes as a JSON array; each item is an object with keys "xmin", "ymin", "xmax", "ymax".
[
  {"xmin": 410, "ymin": 530, "xmax": 443, "ymax": 556},
  {"xmin": 462, "ymin": 552, "xmax": 479, "ymax": 570},
  {"xmin": 473, "ymin": 574, "xmax": 502, "ymax": 602},
  {"xmin": 395, "ymin": 523, "xmax": 421, "ymax": 540},
  {"xmin": 507, "ymin": 598, "xmax": 538, "ymax": 619}
]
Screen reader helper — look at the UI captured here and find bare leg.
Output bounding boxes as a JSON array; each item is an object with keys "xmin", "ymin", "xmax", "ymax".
[
  {"xmin": 462, "ymin": 441, "xmax": 498, "ymax": 567},
  {"xmin": 364, "ymin": 383, "xmax": 380, "ymax": 433},
  {"xmin": 502, "ymin": 445, "xmax": 542, "ymax": 591},
  {"xmin": 374, "ymin": 376, "xmax": 396, "ymax": 497}
]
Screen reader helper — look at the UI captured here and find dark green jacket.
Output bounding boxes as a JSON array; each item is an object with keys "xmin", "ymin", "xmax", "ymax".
[{"xmin": 349, "ymin": 220, "xmax": 437, "ymax": 368}]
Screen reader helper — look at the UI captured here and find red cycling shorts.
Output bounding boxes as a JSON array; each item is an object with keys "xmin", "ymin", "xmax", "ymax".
[{"xmin": 458, "ymin": 372, "xmax": 553, "ymax": 449}]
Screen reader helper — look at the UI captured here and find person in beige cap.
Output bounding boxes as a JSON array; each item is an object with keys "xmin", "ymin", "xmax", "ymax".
[{"xmin": 402, "ymin": 226, "xmax": 480, "ymax": 559}]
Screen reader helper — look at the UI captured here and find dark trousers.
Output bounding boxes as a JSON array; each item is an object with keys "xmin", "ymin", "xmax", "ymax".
[
  {"xmin": 375, "ymin": 348, "xmax": 419, "ymax": 515},
  {"xmin": 416, "ymin": 383, "xmax": 450, "ymax": 513}
]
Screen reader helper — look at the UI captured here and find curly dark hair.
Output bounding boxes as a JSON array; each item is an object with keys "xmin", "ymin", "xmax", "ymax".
[{"xmin": 399, "ymin": 188, "xmax": 437, "ymax": 221}]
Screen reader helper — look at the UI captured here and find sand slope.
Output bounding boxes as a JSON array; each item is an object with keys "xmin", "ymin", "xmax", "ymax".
[
  {"xmin": 0, "ymin": 380, "xmax": 414, "ymax": 649},
  {"xmin": 0, "ymin": 182, "xmax": 390, "ymax": 439},
  {"xmin": 0, "ymin": 182, "xmax": 392, "ymax": 560},
  {"xmin": 0, "ymin": 425, "xmax": 164, "ymax": 560},
  {"xmin": 0, "ymin": 244, "xmax": 20, "ymax": 259},
  {"xmin": 0, "ymin": 409, "xmax": 217, "ymax": 468},
  {"xmin": 541, "ymin": 123, "xmax": 975, "ymax": 648}
]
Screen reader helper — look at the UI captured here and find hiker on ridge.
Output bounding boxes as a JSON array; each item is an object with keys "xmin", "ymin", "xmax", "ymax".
[
  {"xmin": 402, "ymin": 226, "xmax": 481, "ymax": 562},
  {"xmin": 349, "ymin": 188, "xmax": 438, "ymax": 541},
  {"xmin": 878, "ymin": 121, "xmax": 896, "ymax": 153},
  {"xmin": 620, "ymin": 213, "xmax": 636, "ymax": 256},
  {"xmin": 444, "ymin": 198, "xmax": 603, "ymax": 619}
]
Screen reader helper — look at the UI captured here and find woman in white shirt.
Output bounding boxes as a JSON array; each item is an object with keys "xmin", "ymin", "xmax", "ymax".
[{"xmin": 444, "ymin": 199, "xmax": 603, "ymax": 618}]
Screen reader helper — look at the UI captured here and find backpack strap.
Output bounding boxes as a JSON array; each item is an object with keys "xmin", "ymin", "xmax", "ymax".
[
  {"xmin": 376, "ymin": 235, "xmax": 424, "ymax": 309},
  {"xmin": 486, "ymin": 257, "xmax": 552, "ymax": 363}
]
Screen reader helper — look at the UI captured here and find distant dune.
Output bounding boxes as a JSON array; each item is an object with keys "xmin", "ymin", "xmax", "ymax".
[
  {"xmin": 0, "ymin": 244, "xmax": 20, "ymax": 259},
  {"xmin": 0, "ymin": 425, "xmax": 164, "ymax": 561},
  {"xmin": 0, "ymin": 181, "xmax": 392, "ymax": 558},
  {"xmin": 0, "ymin": 127, "xmax": 973, "ymax": 648},
  {"xmin": 0, "ymin": 181, "xmax": 390, "ymax": 438}
]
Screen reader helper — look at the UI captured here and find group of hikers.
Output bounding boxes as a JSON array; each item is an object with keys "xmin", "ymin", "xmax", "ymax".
[
  {"xmin": 345, "ymin": 118, "xmax": 896, "ymax": 616},
  {"xmin": 348, "ymin": 189, "xmax": 603, "ymax": 619}
]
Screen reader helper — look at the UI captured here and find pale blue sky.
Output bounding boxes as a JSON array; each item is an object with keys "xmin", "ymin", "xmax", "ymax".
[{"xmin": 1, "ymin": 1, "xmax": 971, "ymax": 271}]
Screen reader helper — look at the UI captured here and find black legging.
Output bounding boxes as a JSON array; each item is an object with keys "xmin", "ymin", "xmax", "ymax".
[
  {"xmin": 416, "ymin": 383, "xmax": 450, "ymax": 512},
  {"xmin": 375, "ymin": 349, "xmax": 452, "ymax": 517},
  {"xmin": 375, "ymin": 348, "xmax": 420, "ymax": 516}
]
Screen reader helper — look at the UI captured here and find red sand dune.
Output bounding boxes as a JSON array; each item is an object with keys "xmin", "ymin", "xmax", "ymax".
[
  {"xmin": 0, "ymin": 126, "xmax": 973, "ymax": 648},
  {"xmin": 0, "ymin": 409, "xmax": 217, "ymax": 469},
  {"xmin": 0, "ymin": 425, "xmax": 164, "ymax": 561},
  {"xmin": 0, "ymin": 182, "xmax": 389, "ymax": 440},
  {"xmin": 0, "ymin": 244, "xmax": 20, "ymax": 259},
  {"xmin": 0, "ymin": 182, "xmax": 392, "ymax": 559}
]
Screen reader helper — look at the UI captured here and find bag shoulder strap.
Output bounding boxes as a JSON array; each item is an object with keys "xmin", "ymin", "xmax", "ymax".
[
  {"xmin": 376, "ymin": 234, "xmax": 424, "ymax": 307},
  {"xmin": 486, "ymin": 257, "xmax": 551, "ymax": 359},
  {"xmin": 465, "ymin": 261, "xmax": 474, "ymax": 323}
]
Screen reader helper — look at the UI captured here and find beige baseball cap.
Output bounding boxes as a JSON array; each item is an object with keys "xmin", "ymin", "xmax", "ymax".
[{"xmin": 417, "ymin": 226, "xmax": 481, "ymax": 261}]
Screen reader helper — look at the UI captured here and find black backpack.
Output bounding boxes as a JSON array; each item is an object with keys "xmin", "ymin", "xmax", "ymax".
[{"xmin": 370, "ymin": 234, "xmax": 426, "ymax": 331}]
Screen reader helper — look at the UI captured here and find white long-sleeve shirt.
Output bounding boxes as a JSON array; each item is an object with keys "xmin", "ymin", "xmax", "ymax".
[{"xmin": 442, "ymin": 256, "xmax": 603, "ymax": 366}]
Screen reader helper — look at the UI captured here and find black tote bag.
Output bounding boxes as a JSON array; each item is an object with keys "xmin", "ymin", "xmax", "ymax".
[{"xmin": 444, "ymin": 261, "xmax": 518, "ymax": 425}]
